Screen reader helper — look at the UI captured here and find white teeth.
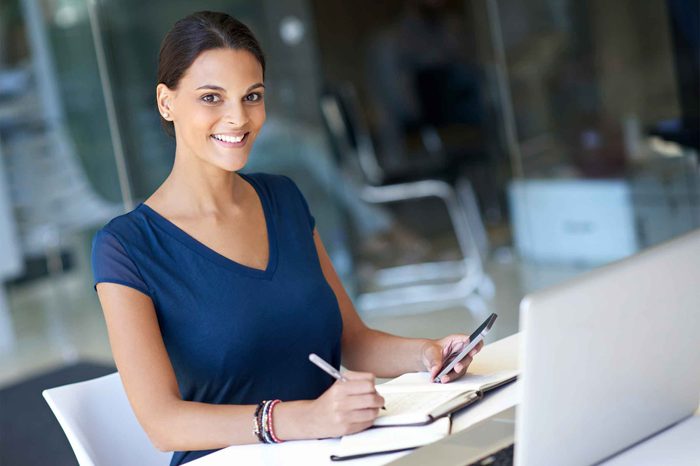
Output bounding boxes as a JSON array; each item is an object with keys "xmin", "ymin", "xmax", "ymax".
[{"xmin": 212, "ymin": 133, "xmax": 244, "ymax": 143}]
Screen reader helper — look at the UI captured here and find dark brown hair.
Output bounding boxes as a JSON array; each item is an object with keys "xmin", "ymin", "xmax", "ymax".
[{"xmin": 157, "ymin": 11, "xmax": 266, "ymax": 137}]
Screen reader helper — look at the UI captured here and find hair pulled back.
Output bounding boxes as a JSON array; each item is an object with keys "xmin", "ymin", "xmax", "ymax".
[{"xmin": 157, "ymin": 11, "xmax": 266, "ymax": 137}]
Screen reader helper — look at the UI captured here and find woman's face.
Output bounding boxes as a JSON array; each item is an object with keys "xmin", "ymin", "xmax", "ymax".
[{"xmin": 157, "ymin": 48, "xmax": 266, "ymax": 172}]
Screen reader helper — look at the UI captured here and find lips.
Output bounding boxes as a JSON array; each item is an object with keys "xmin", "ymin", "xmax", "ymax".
[{"xmin": 210, "ymin": 132, "xmax": 250, "ymax": 148}]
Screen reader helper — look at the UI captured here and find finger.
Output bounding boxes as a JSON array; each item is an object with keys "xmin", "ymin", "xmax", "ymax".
[
  {"xmin": 346, "ymin": 407, "xmax": 380, "ymax": 424},
  {"xmin": 341, "ymin": 370, "xmax": 376, "ymax": 382},
  {"xmin": 424, "ymin": 347, "xmax": 444, "ymax": 378},
  {"xmin": 426, "ymin": 354, "xmax": 442, "ymax": 374},
  {"xmin": 444, "ymin": 333, "xmax": 469, "ymax": 343},
  {"xmin": 344, "ymin": 393, "xmax": 385, "ymax": 410},
  {"xmin": 441, "ymin": 335, "xmax": 468, "ymax": 357},
  {"xmin": 347, "ymin": 419, "xmax": 377, "ymax": 434},
  {"xmin": 429, "ymin": 360, "xmax": 443, "ymax": 380},
  {"xmin": 338, "ymin": 379, "xmax": 378, "ymax": 395},
  {"xmin": 441, "ymin": 340, "xmax": 456, "ymax": 358},
  {"xmin": 430, "ymin": 367, "xmax": 442, "ymax": 381},
  {"xmin": 455, "ymin": 355, "xmax": 474, "ymax": 374},
  {"xmin": 444, "ymin": 358, "xmax": 473, "ymax": 383}
]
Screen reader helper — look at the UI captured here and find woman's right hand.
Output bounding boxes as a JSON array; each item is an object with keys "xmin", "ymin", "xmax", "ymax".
[{"xmin": 308, "ymin": 370, "xmax": 385, "ymax": 438}]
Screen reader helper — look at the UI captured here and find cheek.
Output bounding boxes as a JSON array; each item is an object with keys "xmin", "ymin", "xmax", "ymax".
[
  {"xmin": 185, "ymin": 105, "xmax": 220, "ymax": 138},
  {"xmin": 251, "ymin": 106, "xmax": 266, "ymax": 130}
]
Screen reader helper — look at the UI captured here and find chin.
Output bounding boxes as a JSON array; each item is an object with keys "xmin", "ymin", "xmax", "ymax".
[
  {"xmin": 217, "ymin": 160, "xmax": 248, "ymax": 173},
  {"xmin": 209, "ymin": 151, "xmax": 249, "ymax": 173}
]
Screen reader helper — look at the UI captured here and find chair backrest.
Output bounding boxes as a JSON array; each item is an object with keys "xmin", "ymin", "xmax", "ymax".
[
  {"xmin": 320, "ymin": 83, "xmax": 385, "ymax": 185},
  {"xmin": 42, "ymin": 372, "xmax": 171, "ymax": 466},
  {"xmin": 414, "ymin": 62, "xmax": 484, "ymax": 128}
]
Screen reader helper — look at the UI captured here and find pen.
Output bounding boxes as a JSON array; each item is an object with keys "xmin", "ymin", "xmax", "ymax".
[
  {"xmin": 308, "ymin": 353, "xmax": 386, "ymax": 410},
  {"xmin": 309, "ymin": 353, "xmax": 347, "ymax": 381}
]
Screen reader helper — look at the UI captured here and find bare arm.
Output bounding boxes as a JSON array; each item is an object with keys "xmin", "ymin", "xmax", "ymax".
[
  {"xmin": 97, "ymin": 282, "xmax": 381, "ymax": 452},
  {"xmin": 98, "ymin": 283, "xmax": 262, "ymax": 451},
  {"xmin": 313, "ymin": 229, "xmax": 432, "ymax": 378}
]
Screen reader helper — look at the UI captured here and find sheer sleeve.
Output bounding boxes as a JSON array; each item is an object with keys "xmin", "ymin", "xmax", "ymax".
[{"xmin": 91, "ymin": 228, "xmax": 152, "ymax": 297}]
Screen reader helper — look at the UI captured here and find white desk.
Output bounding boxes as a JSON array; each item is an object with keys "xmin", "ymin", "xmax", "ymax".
[
  {"xmin": 188, "ymin": 335, "xmax": 521, "ymax": 466},
  {"xmin": 188, "ymin": 333, "xmax": 699, "ymax": 465},
  {"xmin": 600, "ymin": 417, "xmax": 700, "ymax": 466}
]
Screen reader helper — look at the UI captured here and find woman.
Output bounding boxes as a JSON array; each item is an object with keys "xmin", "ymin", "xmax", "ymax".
[{"xmin": 92, "ymin": 11, "xmax": 483, "ymax": 465}]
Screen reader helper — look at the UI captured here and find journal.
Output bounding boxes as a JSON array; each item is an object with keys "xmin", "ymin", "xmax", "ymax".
[
  {"xmin": 374, "ymin": 369, "xmax": 518, "ymax": 427},
  {"xmin": 329, "ymin": 370, "xmax": 518, "ymax": 461}
]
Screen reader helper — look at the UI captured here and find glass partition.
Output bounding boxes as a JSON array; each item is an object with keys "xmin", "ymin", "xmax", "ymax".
[
  {"xmin": 489, "ymin": 0, "xmax": 699, "ymax": 285},
  {"xmin": 0, "ymin": 0, "xmax": 351, "ymax": 381}
]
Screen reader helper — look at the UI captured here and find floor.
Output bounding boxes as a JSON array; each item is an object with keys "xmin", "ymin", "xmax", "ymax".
[{"xmin": 0, "ymin": 239, "xmax": 590, "ymax": 389}]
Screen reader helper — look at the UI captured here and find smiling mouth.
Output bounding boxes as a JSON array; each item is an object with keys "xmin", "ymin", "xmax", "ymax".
[{"xmin": 210, "ymin": 132, "xmax": 250, "ymax": 147}]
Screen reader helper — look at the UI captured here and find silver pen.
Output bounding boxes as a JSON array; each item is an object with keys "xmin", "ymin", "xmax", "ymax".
[
  {"xmin": 309, "ymin": 353, "xmax": 347, "ymax": 381},
  {"xmin": 308, "ymin": 353, "xmax": 386, "ymax": 410}
]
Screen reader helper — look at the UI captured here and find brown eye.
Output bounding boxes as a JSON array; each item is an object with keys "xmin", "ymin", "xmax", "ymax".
[
  {"xmin": 245, "ymin": 92, "xmax": 263, "ymax": 102},
  {"xmin": 201, "ymin": 94, "xmax": 221, "ymax": 104}
]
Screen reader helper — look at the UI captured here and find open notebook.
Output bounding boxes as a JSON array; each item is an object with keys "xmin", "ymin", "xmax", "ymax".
[
  {"xmin": 373, "ymin": 369, "xmax": 518, "ymax": 427},
  {"xmin": 330, "ymin": 370, "xmax": 518, "ymax": 461}
]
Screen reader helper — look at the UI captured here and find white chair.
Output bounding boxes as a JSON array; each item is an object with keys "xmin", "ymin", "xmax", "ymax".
[
  {"xmin": 42, "ymin": 372, "xmax": 172, "ymax": 466},
  {"xmin": 320, "ymin": 83, "xmax": 494, "ymax": 315}
]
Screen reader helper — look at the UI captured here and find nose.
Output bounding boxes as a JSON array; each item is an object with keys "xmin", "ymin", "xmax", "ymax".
[{"xmin": 223, "ymin": 101, "xmax": 249, "ymax": 128}]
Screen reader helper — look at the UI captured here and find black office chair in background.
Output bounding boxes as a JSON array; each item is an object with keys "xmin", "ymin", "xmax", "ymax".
[
  {"xmin": 319, "ymin": 82, "xmax": 494, "ymax": 315},
  {"xmin": 414, "ymin": 62, "xmax": 502, "ymax": 223}
]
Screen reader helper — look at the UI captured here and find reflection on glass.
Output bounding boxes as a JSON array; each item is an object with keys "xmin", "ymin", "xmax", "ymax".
[{"xmin": 496, "ymin": 0, "xmax": 699, "ymax": 266}]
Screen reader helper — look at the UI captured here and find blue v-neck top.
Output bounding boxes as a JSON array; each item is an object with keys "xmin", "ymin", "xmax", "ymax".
[{"xmin": 91, "ymin": 173, "xmax": 343, "ymax": 465}]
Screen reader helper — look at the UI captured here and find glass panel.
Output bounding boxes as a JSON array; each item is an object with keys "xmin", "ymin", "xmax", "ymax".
[
  {"xmin": 0, "ymin": 0, "xmax": 122, "ymax": 370},
  {"xmin": 494, "ymin": 0, "xmax": 699, "ymax": 276},
  {"xmin": 46, "ymin": 0, "xmax": 122, "ymax": 203},
  {"xmin": 0, "ymin": 0, "xmax": 351, "ymax": 382}
]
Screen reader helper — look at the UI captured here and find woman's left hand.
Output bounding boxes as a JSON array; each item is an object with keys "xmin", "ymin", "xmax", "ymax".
[{"xmin": 420, "ymin": 334, "xmax": 484, "ymax": 383}]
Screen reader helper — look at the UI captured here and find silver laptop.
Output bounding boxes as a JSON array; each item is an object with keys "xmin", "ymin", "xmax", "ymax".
[{"xmin": 392, "ymin": 229, "xmax": 700, "ymax": 466}]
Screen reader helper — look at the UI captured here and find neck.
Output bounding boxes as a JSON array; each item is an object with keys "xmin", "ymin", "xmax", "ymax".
[{"xmin": 160, "ymin": 146, "xmax": 245, "ymax": 216}]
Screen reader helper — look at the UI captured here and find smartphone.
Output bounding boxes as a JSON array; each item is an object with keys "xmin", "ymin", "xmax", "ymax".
[{"xmin": 433, "ymin": 313, "xmax": 498, "ymax": 383}]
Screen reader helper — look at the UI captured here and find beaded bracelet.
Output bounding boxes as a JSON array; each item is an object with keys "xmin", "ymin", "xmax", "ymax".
[
  {"xmin": 266, "ymin": 399, "xmax": 282, "ymax": 443},
  {"xmin": 261, "ymin": 400, "xmax": 273, "ymax": 443},
  {"xmin": 253, "ymin": 399, "xmax": 283, "ymax": 444},
  {"xmin": 253, "ymin": 401, "xmax": 266, "ymax": 443}
]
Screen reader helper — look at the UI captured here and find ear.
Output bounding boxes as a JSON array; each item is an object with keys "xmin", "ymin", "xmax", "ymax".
[{"xmin": 156, "ymin": 83, "xmax": 174, "ymax": 120}]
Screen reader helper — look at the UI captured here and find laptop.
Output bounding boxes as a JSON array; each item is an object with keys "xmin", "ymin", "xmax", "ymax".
[{"xmin": 391, "ymin": 229, "xmax": 700, "ymax": 466}]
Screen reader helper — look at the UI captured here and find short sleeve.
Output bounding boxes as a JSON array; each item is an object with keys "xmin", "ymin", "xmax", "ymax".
[
  {"xmin": 91, "ymin": 229, "xmax": 152, "ymax": 297},
  {"xmin": 281, "ymin": 175, "xmax": 316, "ymax": 232}
]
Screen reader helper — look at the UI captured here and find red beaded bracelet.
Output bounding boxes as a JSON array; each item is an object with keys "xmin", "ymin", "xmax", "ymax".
[{"xmin": 266, "ymin": 399, "xmax": 282, "ymax": 443}]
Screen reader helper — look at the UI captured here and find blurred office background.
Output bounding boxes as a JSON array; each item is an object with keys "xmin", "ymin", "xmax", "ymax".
[{"xmin": 0, "ymin": 0, "xmax": 698, "ymax": 463}]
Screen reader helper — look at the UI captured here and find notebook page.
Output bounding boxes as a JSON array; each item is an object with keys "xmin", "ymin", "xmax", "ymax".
[
  {"xmin": 376, "ymin": 389, "xmax": 466, "ymax": 423},
  {"xmin": 378, "ymin": 370, "xmax": 518, "ymax": 394},
  {"xmin": 333, "ymin": 416, "xmax": 451, "ymax": 459}
]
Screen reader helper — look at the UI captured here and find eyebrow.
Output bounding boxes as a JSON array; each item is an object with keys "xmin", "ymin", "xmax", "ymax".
[{"xmin": 195, "ymin": 83, "xmax": 265, "ymax": 93}]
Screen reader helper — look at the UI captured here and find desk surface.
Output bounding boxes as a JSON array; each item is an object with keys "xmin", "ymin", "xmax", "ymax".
[
  {"xmin": 188, "ymin": 335, "xmax": 521, "ymax": 466},
  {"xmin": 188, "ymin": 333, "xmax": 699, "ymax": 465}
]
